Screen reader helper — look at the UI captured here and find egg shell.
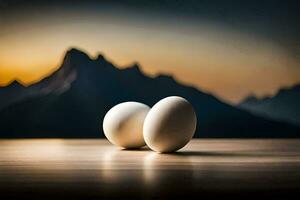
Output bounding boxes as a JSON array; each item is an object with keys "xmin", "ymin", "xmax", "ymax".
[
  {"xmin": 103, "ymin": 102, "xmax": 150, "ymax": 149},
  {"xmin": 143, "ymin": 96, "xmax": 197, "ymax": 153}
]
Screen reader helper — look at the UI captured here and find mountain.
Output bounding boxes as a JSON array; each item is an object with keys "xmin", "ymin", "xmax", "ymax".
[
  {"xmin": 239, "ymin": 85, "xmax": 300, "ymax": 126},
  {"xmin": 0, "ymin": 48, "xmax": 299, "ymax": 138},
  {"xmin": 0, "ymin": 80, "xmax": 25, "ymax": 109},
  {"xmin": 0, "ymin": 56, "xmax": 77, "ymax": 110}
]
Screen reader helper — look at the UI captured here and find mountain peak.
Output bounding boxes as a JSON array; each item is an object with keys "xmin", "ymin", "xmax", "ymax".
[
  {"xmin": 240, "ymin": 94, "xmax": 259, "ymax": 104},
  {"xmin": 129, "ymin": 62, "xmax": 140, "ymax": 70},
  {"xmin": 6, "ymin": 79, "xmax": 25, "ymax": 88},
  {"xmin": 66, "ymin": 48, "xmax": 88, "ymax": 56},
  {"xmin": 123, "ymin": 62, "xmax": 142, "ymax": 74},
  {"xmin": 277, "ymin": 84, "xmax": 300, "ymax": 94},
  {"xmin": 155, "ymin": 73, "xmax": 175, "ymax": 81},
  {"xmin": 96, "ymin": 53, "xmax": 106, "ymax": 62},
  {"xmin": 61, "ymin": 48, "xmax": 91, "ymax": 70}
]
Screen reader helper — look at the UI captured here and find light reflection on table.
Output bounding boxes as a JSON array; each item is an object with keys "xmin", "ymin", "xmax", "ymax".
[{"xmin": 0, "ymin": 139, "xmax": 300, "ymax": 199}]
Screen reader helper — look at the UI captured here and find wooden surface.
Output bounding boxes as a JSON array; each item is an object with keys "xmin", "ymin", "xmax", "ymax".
[{"xmin": 1, "ymin": 139, "xmax": 300, "ymax": 199}]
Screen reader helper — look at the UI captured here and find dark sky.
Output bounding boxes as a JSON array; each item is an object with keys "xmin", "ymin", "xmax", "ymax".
[
  {"xmin": 0, "ymin": 0, "xmax": 299, "ymax": 103},
  {"xmin": 1, "ymin": 0, "xmax": 299, "ymax": 57}
]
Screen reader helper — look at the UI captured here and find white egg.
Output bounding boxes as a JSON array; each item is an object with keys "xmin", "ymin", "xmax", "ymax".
[
  {"xmin": 143, "ymin": 96, "xmax": 197, "ymax": 153},
  {"xmin": 103, "ymin": 102, "xmax": 150, "ymax": 149}
]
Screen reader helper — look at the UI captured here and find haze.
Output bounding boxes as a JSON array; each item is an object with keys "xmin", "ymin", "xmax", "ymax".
[{"xmin": 0, "ymin": 0, "xmax": 299, "ymax": 103}]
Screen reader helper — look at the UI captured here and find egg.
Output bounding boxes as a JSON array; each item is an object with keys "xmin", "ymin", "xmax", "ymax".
[
  {"xmin": 143, "ymin": 96, "xmax": 197, "ymax": 153},
  {"xmin": 103, "ymin": 102, "xmax": 150, "ymax": 149}
]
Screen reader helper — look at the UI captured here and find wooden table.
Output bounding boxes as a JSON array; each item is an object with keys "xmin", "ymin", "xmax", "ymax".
[{"xmin": 1, "ymin": 139, "xmax": 300, "ymax": 199}]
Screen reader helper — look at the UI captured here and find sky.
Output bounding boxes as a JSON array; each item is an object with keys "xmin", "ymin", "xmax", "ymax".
[{"xmin": 0, "ymin": 0, "xmax": 299, "ymax": 104}]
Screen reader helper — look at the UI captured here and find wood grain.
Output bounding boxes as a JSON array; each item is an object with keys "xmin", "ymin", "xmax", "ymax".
[{"xmin": 0, "ymin": 139, "xmax": 300, "ymax": 199}]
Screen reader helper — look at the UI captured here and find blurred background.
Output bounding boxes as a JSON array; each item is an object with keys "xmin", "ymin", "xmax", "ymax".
[{"xmin": 0, "ymin": 0, "xmax": 299, "ymax": 138}]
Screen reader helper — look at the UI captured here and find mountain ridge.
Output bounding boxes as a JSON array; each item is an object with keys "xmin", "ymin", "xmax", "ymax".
[
  {"xmin": 0, "ymin": 48, "xmax": 299, "ymax": 138},
  {"xmin": 240, "ymin": 84, "xmax": 300, "ymax": 126}
]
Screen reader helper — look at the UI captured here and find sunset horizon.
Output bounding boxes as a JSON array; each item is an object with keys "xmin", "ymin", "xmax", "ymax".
[
  {"xmin": 1, "ymin": 0, "xmax": 299, "ymax": 104},
  {"xmin": 1, "ymin": 46, "xmax": 299, "ymax": 104}
]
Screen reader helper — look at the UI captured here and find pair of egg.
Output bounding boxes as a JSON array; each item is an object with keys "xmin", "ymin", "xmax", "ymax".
[{"xmin": 103, "ymin": 96, "xmax": 197, "ymax": 153}]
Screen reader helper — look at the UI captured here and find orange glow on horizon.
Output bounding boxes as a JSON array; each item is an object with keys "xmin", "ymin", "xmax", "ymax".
[{"xmin": 1, "ymin": 10, "xmax": 300, "ymax": 104}]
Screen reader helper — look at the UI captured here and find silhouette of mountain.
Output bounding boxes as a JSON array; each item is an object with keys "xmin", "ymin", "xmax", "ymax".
[
  {"xmin": 0, "ymin": 80, "xmax": 25, "ymax": 109},
  {"xmin": 239, "ymin": 85, "xmax": 300, "ymax": 126},
  {"xmin": 0, "ymin": 52, "xmax": 77, "ymax": 110},
  {"xmin": 0, "ymin": 48, "xmax": 299, "ymax": 138}
]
